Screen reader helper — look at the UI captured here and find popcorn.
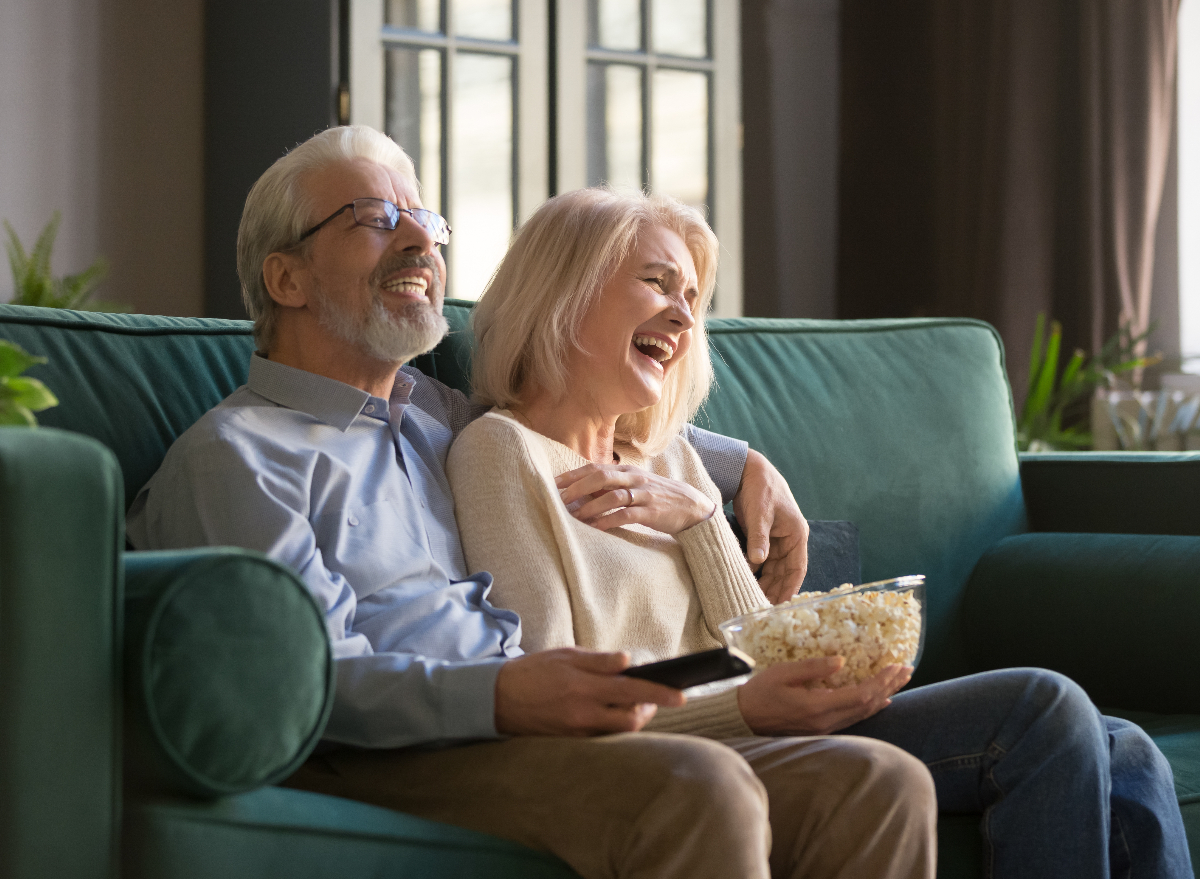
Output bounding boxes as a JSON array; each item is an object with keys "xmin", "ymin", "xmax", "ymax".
[{"xmin": 722, "ymin": 581, "xmax": 923, "ymax": 689}]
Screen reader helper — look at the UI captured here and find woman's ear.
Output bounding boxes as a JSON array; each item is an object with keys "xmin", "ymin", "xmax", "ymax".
[{"xmin": 263, "ymin": 251, "xmax": 309, "ymax": 308}]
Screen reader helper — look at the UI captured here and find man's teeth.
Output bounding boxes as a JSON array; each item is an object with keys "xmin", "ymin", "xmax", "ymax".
[
  {"xmin": 632, "ymin": 334, "xmax": 674, "ymax": 362},
  {"xmin": 381, "ymin": 276, "xmax": 429, "ymax": 294}
]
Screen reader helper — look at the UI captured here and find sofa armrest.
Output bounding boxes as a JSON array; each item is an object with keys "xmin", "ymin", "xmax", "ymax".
[
  {"xmin": 962, "ymin": 532, "xmax": 1200, "ymax": 714},
  {"xmin": 124, "ymin": 548, "xmax": 334, "ymax": 799},
  {"xmin": 1020, "ymin": 451, "xmax": 1200, "ymax": 535},
  {"xmin": 0, "ymin": 427, "xmax": 123, "ymax": 879}
]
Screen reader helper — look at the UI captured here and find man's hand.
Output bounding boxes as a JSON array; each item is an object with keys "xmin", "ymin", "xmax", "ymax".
[
  {"xmin": 737, "ymin": 657, "xmax": 912, "ymax": 736},
  {"xmin": 733, "ymin": 449, "xmax": 809, "ymax": 603},
  {"xmin": 495, "ymin": 648, "xmax": 687, "ymax": 736}
]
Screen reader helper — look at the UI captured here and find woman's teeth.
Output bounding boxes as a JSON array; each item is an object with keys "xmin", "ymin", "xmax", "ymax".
[
  {"xmin": 632, "ymin": 334, "xmax": 674, "ymax": 362},
  {"xmin": 381, "ymin": 276, "xmax": 429, "ymax": 295}
]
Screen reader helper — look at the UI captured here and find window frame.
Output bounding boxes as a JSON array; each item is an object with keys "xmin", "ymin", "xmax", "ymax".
[{"xmin": 557, "ymin": 1, "xmax": 741, "ymax": 316}]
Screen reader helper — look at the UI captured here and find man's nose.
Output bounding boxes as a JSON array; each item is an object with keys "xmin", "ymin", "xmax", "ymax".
[{"xmin": 390, "ymin": 212, "xmax": 437, "ymax": 254}]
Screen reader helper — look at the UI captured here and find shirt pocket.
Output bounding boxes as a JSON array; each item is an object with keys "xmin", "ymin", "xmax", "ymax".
[{"xmin": 316, "ymin": 498, "xmax": 432, "ymax": 600}]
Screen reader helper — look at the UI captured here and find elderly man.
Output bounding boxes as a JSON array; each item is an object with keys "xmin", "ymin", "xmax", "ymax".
[{"xmin": 127, "ymin": 125, "xmax": 937, "ymax": 879}]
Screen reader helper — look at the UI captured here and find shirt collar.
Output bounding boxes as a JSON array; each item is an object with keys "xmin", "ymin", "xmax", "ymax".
[{"xmin": 248, "ymin": 354, "xmax": 398, "ymax": 432}]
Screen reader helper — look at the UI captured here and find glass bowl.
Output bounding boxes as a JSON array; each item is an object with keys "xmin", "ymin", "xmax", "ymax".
[{"xmin": 719, "ymin": 575, "xmax": 926, "ymax": 688}]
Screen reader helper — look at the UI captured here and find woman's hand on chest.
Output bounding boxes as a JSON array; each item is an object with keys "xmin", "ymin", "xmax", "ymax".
[{"xmin": 555, "ymin": 462, "xmax": 717, "ymax": 535}]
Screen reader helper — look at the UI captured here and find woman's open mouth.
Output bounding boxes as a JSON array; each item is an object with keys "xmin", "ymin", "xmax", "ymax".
[{"xmin": 632, "ymin": 333, "xmax": 675, "ymax": 367}]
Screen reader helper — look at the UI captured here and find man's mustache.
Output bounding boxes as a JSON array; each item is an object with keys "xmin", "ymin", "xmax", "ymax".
[{"xmin": 370, "ymin": 254, "xmax": 442, "ymax": 289}]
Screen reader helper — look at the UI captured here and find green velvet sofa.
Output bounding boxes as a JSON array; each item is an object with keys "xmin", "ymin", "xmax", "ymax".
[{"xmin": 3, "ymin": 300, "xmax": 1199, "ymax": 878}]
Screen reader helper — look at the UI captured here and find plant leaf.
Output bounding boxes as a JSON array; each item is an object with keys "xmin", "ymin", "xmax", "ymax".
[
  {"xmin": 1027, "ymin": 313, "xmax": 1046, "ymax": 401},
  {"xmin": 1058, "ymin": 350, "xmax": 1085, "ymax": 396},
  {"xmin": 1025, "ymin": 321, "xmax": 1061, "ymax": 423},
  {"xmin": 0, "ymin": 339, "xmax": 46, "ymax": 379},
  {"xmin": 60, "ymin": 256, "xmax": 110, "ymax": 309},
  {"xmin": 0, "ymin": 401, "xmax": 38, "ymax": 427},
  {"xmin": 29, "ymin": 211, "xmax": 61, "ymax": 281},
  {"xmin": 1, "ymin": 376, "xmax": 58, "ymax": 411},
  {"xmin": 3, "ymin": 219, "xmax": 30, "ymax": 291}
]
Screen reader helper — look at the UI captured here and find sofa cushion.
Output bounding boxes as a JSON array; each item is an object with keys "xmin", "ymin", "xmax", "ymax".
[
  {"xmin": 964, "ymin": 532, "xmax": 1200, "ymax": 715},
  {"xmin": 124, "ymin": 549, "xmax": 334, "ymax": 797},
  {"xmin": 124, "ymin": 786, "xmax": 580, "ymax": 879}
]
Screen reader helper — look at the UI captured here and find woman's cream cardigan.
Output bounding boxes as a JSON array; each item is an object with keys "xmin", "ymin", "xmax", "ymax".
[{"xmin": 446, "ymin": 409, "xmax": 770, "ymax": 738}]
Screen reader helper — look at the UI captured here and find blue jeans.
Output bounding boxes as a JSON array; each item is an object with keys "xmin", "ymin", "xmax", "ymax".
[{"xmin": 842, "ymin": 668, "xmax": 1193, "ymax": 879}]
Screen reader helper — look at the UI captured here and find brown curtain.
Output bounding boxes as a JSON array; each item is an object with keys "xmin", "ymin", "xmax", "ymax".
[
  {"xmin": 838, "ymin": 0, "xmax": 1179, "ymax": 398},
  {"xmin": 1080, "ymin": 1, "xmax": 1179, "ymax": 359}
]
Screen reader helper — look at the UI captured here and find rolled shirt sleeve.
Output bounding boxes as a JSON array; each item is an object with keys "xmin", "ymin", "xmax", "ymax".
[{"xmin": 683, "ymin": 424, "xmax": 749, "ymax": 504}]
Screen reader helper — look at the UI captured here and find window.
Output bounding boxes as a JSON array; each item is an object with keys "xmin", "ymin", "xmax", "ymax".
[{"xmin": 350, "ymin": 0, "xmax": 741, "ymax": 314}]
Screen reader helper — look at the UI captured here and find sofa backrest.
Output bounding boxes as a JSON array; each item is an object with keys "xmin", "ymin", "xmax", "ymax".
[
  {"xmin": 1, "ymin": 301, "xmax": 1027, "ymax": 683},
  {"xmin": 703, "ymin": 317, "xmax": 1027, "ymax": 683},
  {"xmin": 1, "ymin": 305, "xmax": 258, "ymax": 508}
]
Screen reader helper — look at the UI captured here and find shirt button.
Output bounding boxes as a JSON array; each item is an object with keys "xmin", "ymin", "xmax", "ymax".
[
  {"xmin": 364, "ymin": 404, "xmax": 375, "ymax": 413},
  {"xmin": 348, "ymin": 515, "xmax": 359, "ymax": 526}
]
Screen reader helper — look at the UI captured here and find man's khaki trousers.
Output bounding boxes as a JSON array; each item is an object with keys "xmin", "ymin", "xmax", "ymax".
[{"xmin": 285, "ymin": 732, "xmax": 937, "ymax": 879}]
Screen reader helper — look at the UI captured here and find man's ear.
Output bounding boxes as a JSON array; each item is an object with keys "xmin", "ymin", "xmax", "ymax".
[{"xmin": 263, "ymin": 251, "xmax": 309, "ymax": 308}]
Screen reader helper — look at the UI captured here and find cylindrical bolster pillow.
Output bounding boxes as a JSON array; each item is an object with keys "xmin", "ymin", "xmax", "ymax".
[
  {"xmin": 963, "ymin": 532, "xmax": 1200, "ymax": 714},
  {"xmin": 123, "ymin": 548, "xmax": 334, "ymax": 797}
]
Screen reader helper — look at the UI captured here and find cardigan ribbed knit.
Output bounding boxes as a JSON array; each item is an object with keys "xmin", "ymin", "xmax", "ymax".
[{"xmin": 446, "ymin": 409, "xmax": 770, "ymax": 738}]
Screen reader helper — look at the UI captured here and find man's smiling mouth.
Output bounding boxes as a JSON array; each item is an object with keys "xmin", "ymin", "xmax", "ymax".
[
  {"xmin": 632, "ymin": 333, "xmax": 675, "ymax": 364},
  {"xmin": 381, "ymin": 275, "xmax": 429, "ymax": 297}
]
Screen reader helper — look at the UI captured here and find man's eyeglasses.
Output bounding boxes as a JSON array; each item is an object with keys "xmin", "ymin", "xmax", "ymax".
[{"xmin": 298, "ymin": 198, "xmax": 452, "ymax": 245}]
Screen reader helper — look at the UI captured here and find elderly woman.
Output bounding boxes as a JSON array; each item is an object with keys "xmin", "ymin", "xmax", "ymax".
[
  {"xmin": 448, "ymin": 189, "xmax": 885, "ymax": 735},
  {"xmin": 446, "ymin": 188, "xmax": 1191, "ymax": 879}
]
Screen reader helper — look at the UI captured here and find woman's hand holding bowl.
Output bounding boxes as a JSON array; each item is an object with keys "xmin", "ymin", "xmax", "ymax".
[
  {"xmin": 556, "ymin": 462, "xmax": 718, "ymax": 535},
  {"xmin": 736, "ymin": 657, "xmax": 913, "ymax": 736}
]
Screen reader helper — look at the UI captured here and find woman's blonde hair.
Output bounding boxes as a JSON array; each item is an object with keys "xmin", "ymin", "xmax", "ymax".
[{"xmin": 471, "ymin": 188, "xmax": 719, "ymax": 454}]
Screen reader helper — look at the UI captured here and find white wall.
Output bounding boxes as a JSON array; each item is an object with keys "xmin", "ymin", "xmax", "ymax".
[{"xmin": 0, "ymin": 0, "xmax": 203, "ymax": 316}]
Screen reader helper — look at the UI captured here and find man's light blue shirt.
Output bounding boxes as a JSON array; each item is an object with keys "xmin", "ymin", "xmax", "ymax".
[{"xmin": 127, "ymin": 355, "xmax": 748, "ymax": 749}]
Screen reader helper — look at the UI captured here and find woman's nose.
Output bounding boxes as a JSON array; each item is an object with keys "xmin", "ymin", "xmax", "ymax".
[{"xmin": 668, "ymin": 295, "xmax": 696, "ymax": 329}]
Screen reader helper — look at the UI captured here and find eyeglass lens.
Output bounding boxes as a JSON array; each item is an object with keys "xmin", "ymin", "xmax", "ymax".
[{"xmin": 351, "ymin": 198, "xmax": 450, "ymax": 245}]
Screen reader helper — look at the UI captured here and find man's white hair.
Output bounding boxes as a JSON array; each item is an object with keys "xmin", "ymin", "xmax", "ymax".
[{"xmin": 236, "ymin": 126, "xmax": 418, "ymax": 350}]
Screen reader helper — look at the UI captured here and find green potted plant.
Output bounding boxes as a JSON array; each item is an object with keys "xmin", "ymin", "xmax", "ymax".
[
  {"xmin": 0, "ymin": 340, "xmax": 58, "ymax": 426},
  {"xmin": 4, "ymin": 211, "xmax": 123, "ymax": 311},
  {"xmin": 1018, "ymin": 314, "xmax": 1156, "ymax": 451}
]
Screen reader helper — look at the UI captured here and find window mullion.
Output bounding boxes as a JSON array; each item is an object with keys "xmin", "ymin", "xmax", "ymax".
[
  {"xmin": 555, "ymin": 0, "xmax": 588, "ymax": 192},
  {"xmin": 442, "ymin": 2, "xmax": 455, "ymax": 296},
  {"xmin": 517, "ymin": 0, "xmax": 550, "ymax": 222},
  {"xmin": 349, "ymin": 0, "xmax": 385, "ymax": 130},
  {"xmin": 643, "ymin": 58, "xmax": 653, "ymax": 191},
  {"xmin": 643, "ymin": 0, "xmax": 652, "ymax": 189}
]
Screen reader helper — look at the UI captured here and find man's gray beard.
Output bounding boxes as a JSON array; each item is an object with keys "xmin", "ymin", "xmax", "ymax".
[{"xmin": 311, "ymin": 284, "xmax": 449, "ymax": 364}]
